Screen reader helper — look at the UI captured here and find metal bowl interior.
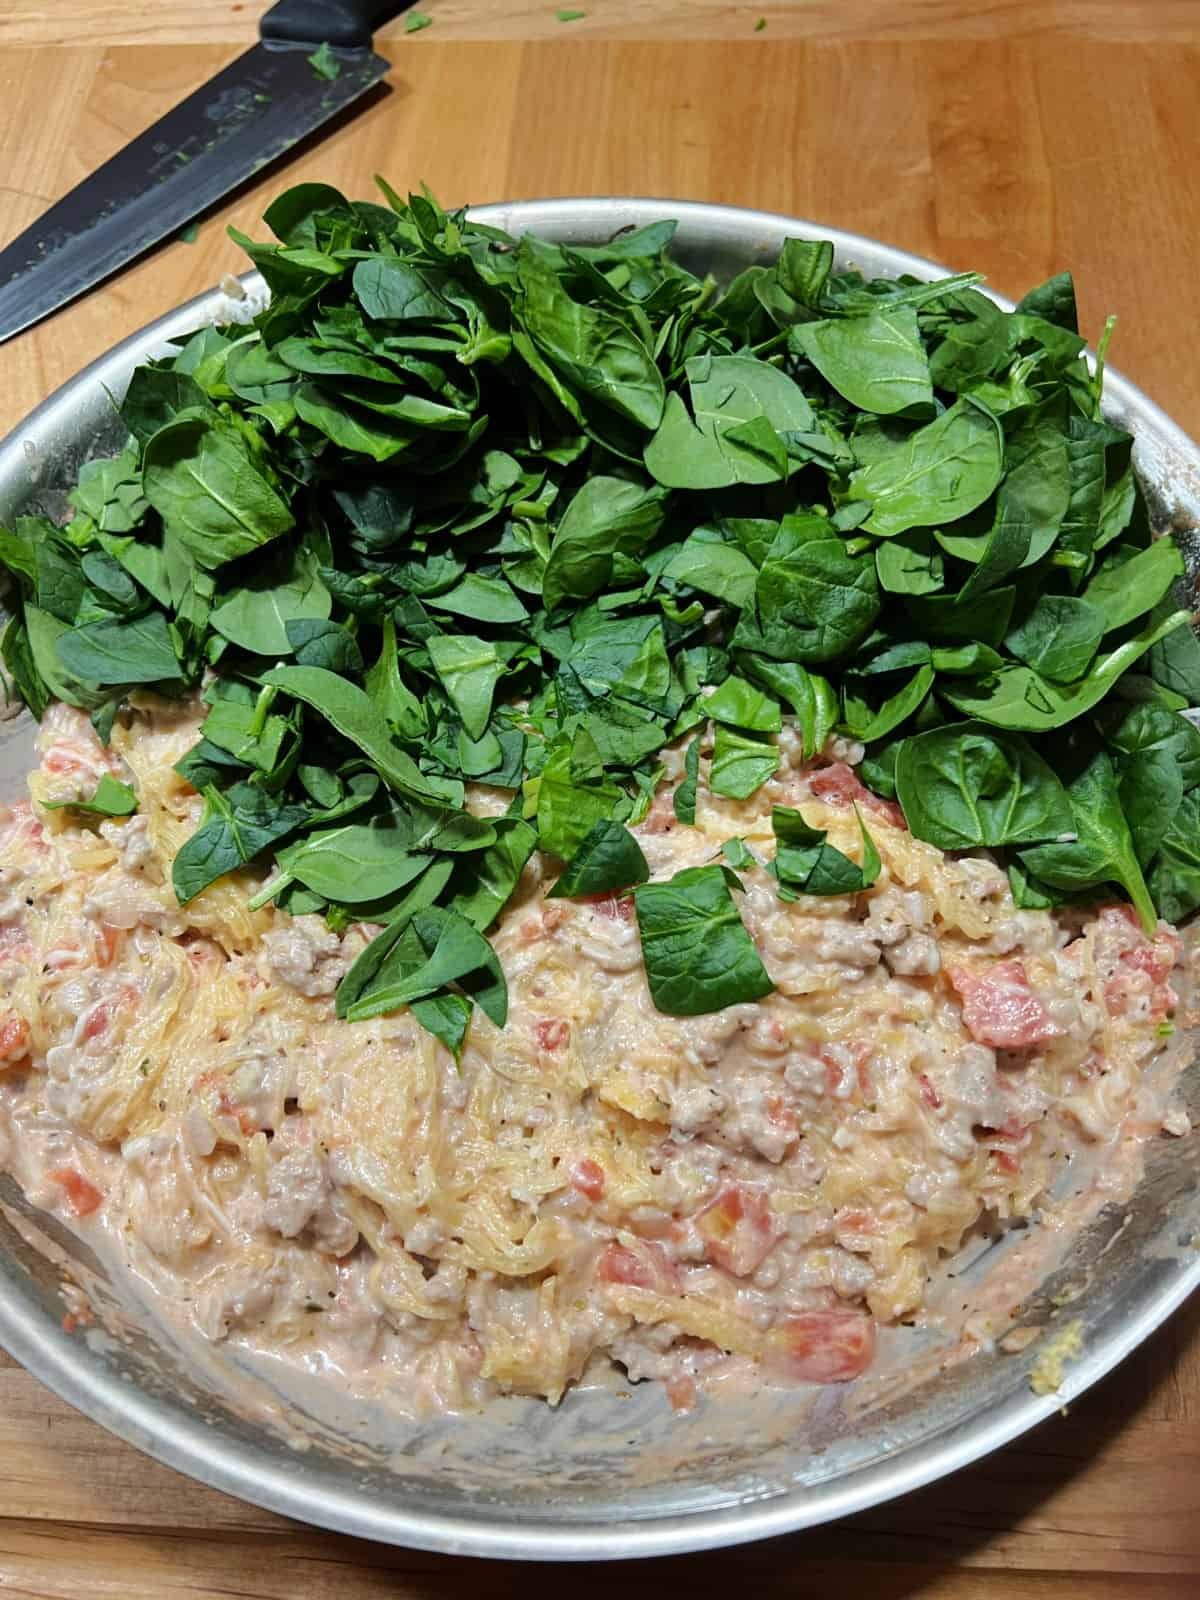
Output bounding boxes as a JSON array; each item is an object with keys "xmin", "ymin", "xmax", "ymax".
[{"xmin": 1, "ymin": 198, "xmax": 1199, "ymax": 1562}]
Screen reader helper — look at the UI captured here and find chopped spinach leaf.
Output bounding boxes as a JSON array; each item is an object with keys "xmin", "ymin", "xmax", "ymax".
[
  {"xmin": 708, "ymin": 725, "xmax": 779, "ymax": 799},
  {"xmin": 633, "ymin": 864, "xmax": 774, "ymax": 1015},
  {"xmin": 673, "ymin": 734, "xmax": 701, "ymax": 825},
  {"xmin": 548, "ymin": 820, "xmax": 649, "ymax": 899},
  {"xmin": 771, "ymin": 805, "xmax": 880, "ymax": 896},
  {"xmin": 42, "ymin": 773, "xmax": 137, "ymax": 817},
  {"xmin": 1019, "ymin": 750, "xmax": 1157, "ymax": 932},
  {"xmin": 1, "ymin": 179, "xmax": 1192, "ymax": 1044}
]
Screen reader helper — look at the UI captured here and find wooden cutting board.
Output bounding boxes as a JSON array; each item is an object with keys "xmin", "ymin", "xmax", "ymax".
[{"xmin": 2, "ymin": 3, "xmax": 1199, "ymax": 1594}]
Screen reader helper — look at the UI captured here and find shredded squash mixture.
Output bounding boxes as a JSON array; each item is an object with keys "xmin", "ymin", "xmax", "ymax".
[{"xmin": 0, "ymin": 699, "xmax": 1183, "ymax": 1414}]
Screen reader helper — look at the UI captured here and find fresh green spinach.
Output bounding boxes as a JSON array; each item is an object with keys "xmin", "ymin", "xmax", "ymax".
[
  {"xmin": 633, "ymin": 864, "xmax": 774, "ymax": 1015},
  {"xmin": 771, "ymin": 805, "xmax": 881, "ymax": 896},
  {"xmin": 895, "ymin": 722, "xmax": 1073, "ymax": 850},
  {"xmin": 1, "ymin": 181, "xmax": 1193, "ymax": 1047},
  {"xmin": 142, "ymin": 416, "xmax": 294, "ymax": 568},
  {"xmin": 547, "ymin": 820, "xmax": 649, "ymax": 899},
  {"xmin": 850, "ymin": 399, "xmax": 1003, "ymax": 539},
  {"xmin": 1019, "ymin": 751, "xmax": 1157, "ymax": 932},
  {"xmin": 42, "ymin": 773, "xmax": 137, "ymax": 817},
  {"xmin": 790, "ymin": 307, "xmax": 934, "ymax": 417}
]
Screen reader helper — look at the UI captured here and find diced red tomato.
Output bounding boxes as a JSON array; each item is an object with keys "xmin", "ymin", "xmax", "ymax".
[
  {"xmin": 979, "ymin": 1112, "xmax": 1031, "ymax": 1174},
  {"xmin": 570, "ymin": 1158, "xmax": 606, "ymax": 1202},
  {"xmin": 80, "ymin": 1004, "xmax": 110, "ymax": 1043},
  {"xmin": 79, "ymin": 985, "xmax": 137, "ymax": 1047},
  {"xmin": 808, "ymin": 762, "xmax": 907, "ymax": 829},
  {"xmin": 181, "ymin": 936, "xmax": 222, "ymax": 974},
  {"xmin": 48, "ymin": 1168, "xmax": 103, "ymax": 1217},
  {"xmin": 917, "ymin": 1073, "xmax": 942, "ymax": 1109},
  {"xmin": 763, "ymin": 1093, "xmax": 799, "ymax": 1141},
  {"xmin": 0, "ymin": 1011, "xmax": 30, "ymax": 1063},
  {"xmin": 833, "ymin": 1207, "xmax": 876, "ymax": 1255},
  {"xmin": 218, "ymin": 1093, "xmax": 257, "ymax": 1137},
  {"xmin": 695, "ymin": 1184, "xmax": 779, "ymax": 1278},
  {"xmin": 581, "ymin": 891, "xmax": 636, "ymax": 921},
  {"xmin": 1126, "ymin": 943, "xmax": 1177, "ymax": 987},
  {"xmin": 93, "ymin": 924, "xmax": 121, "ymax": 968},
  {"xmin": 755, "ymin": 1017, "xmax": 789, "ymax": 1051},
  {"xmin": 0, "ymin": 924, "xmax": 33, "ymax": 963},
  {"xmin": 821, "ymin": 1043, "xmax": 871, "ymax": 1100},
  {"xmin": 666, "ymin": 1374, "xmax": 699, "ymax": 1412},
  {"xmin": 988, "ymin": 1112, "xmax": 1027, "ymax": 1140},
  {"xmin": 1101, "ymin": 912, "xmax": 1180, "ymax": 1021},
  {"xmin": 823, "ymin": 1054, "xmax": 849, "ymax": 1098},
  {"xmin": 948, "ymin": 961, "xmax": 1063, "ymax": 1049},
  {"xmin": 639, "ymin": 790, "xmax": 677, "ymax": 835},
  {"xmin": 535, "ymin": 1018, "xmax": 570, "ymax": 1051},
  {"xmin": 0, "ymin": 804, "xmax": 47, "ymax": 858},
  {"xmin": 1100, "ymin": 903, "xmax": 1177, "ymax": 946},
  {"xmin": 43, "ymin": 747, "xmax": 88, "ymax": 777},
  {"xmin": 194, "ymin": 1071, "xmax": 258, "ymax": 1137},
  {"xmin": 833, "ymin": 1206, "xmax": 875, "ymax": 1237},
  {"xmin": 543, "ymin": 901, "xmax": 571, "ymax": 933},
  {"xmin": 597, "ymin": 1239, "xmax": 681, "ymax": 1294},
  {"xmin": 517, "ymin": 903, "xmax": 572, "ymax": 945},
  {"xmin": 764, "ymin": 1309, "xmax": 876, "ymax": 1384}
]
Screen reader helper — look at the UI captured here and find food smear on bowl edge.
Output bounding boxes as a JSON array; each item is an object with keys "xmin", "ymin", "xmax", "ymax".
[{"xmin": 0, "ymin": 182, "xmax": 1196, "ymax": 1421}]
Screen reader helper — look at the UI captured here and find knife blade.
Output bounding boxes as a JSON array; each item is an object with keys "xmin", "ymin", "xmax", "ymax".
[{"xmin": 0, "ymin": 0, "xmax": 418, "ymax": 346}]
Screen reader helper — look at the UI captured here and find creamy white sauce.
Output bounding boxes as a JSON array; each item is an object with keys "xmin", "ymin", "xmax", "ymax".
[{"xmin": 0, "ymin": 700, "xmax": 1190, "ymax": 1420}]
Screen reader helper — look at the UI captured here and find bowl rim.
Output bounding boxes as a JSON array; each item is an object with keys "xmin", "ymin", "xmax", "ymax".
[{"xmin": 1, "ymin": 195, "xmax": 1198, "ymax": 1562}]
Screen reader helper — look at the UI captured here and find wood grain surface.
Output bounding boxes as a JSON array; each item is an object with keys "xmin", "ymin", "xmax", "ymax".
[{"xmin": 2, "ymin": 2, "xmax": 1200, "ymax": 1594}]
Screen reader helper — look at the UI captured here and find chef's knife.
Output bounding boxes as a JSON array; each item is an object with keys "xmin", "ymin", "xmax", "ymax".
[{"xmin": 0, "ymin": 0, "xmax": 419, "ymax": 345}]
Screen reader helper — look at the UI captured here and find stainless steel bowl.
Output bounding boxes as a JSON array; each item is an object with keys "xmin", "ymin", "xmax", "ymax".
[{"xmin": 1, "ymin": 199, "xmax": 1199, "ymax": 1562}]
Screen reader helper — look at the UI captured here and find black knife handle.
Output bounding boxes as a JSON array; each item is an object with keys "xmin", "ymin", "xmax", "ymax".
[{"xmin": 260, "ymin": 0, "xmax": 412, "ymax": 48}]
